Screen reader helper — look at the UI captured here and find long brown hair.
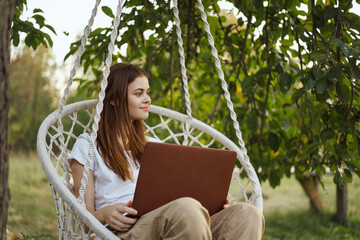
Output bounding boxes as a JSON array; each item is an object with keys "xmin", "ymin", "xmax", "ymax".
[{"xmin": 96, "ymin": 63, "xmax": 148, "ymax": 181}]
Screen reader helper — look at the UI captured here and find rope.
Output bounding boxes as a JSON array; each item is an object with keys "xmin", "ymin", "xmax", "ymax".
[
  {"xmin": 196, "ymin": 0, "xmax": 262, "ymax": 200},
  {"xmin": 56, "ymin": 0, "xmax": 101, "ymax": 116},
  {"xmin": 52, "ymin": 0, "xmax": 102, "ymax": 201},
  {"xmin": 78, "ymin": 0, "xmax": 124, "ymax": 206},
  {"xmin": 172, "ymin": 0, "xmax": 192, "ymax": 145}
]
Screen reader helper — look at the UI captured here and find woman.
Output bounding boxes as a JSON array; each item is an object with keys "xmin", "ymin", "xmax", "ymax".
[{"xmin": 69, "ymin": 62, "xmax": 264, "ymax": 239}]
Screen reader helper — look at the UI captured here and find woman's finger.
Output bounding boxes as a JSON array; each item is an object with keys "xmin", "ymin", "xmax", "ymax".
[
  {"xmin": 119, "ymin": 214, "xmax": 138, "ymax": 225},
  {"xmin": 110, "ymin": 219, "xmax": 133, "ymax": 231},
  {"xmin": 223, "ymin": 199, "xmax": 231, "ymax": 209},
  {"xmin": 117, "ymin": 205, "xmax": 137, "ymax": 216}
]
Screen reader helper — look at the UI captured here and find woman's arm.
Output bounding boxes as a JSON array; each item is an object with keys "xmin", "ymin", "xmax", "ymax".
[{"xmin": 70, "ymin": 159, "xmax": 138, "ymax": 231}]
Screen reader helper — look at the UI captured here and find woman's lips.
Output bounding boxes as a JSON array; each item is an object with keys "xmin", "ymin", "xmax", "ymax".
[{"xmin": 140, "ymin": 107, "xmax": 149, "ymax": 111}]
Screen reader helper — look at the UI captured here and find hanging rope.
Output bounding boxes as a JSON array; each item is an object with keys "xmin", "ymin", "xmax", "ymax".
[
  {"xmin": 77, "ymin": 0, "xmax": 124, "ymax": 206},
  {"xmin": 56, "ymin": 0, "xmax": 101, "ymax": 116},
  {"xmin": 52, "ymin": 0, "xmax": 102, "ymax": 206},
  {"xmin": 172, "ymin": 0, "xmax": 193, "ymax": 145},
  {"xmin": 196, "ymin": 0, "xmax": 262, "ymax": 203}
]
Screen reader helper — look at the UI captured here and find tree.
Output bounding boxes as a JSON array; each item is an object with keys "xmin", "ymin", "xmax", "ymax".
[
  {"xmin": 0, "ymin": 1, "xmax": 18, "ymax": 238},
  {"xmin": 0, "ymin": 0, "xmax": 54, "ymax": 237},
  {"xmin": 9, "ymin": 46, "xmax": 58, "ymax": 152},
  {"xmin": 68, "ymin": 0, "xmax": 360, "ymax": 222}
]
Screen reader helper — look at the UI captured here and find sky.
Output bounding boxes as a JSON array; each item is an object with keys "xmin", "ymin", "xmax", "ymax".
[{"xmin": 24, "ymin": 0, "xmax": 119, "ymax": 64}]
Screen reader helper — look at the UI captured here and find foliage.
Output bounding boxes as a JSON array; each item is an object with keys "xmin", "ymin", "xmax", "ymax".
[
  {"xmin": 65, "ymin": 0, "xmax": 360, "ymax": 188},
  {"xmin": 9, "ymin": 46, "xmax": 59, "ymax": 151},
  {"xmin": 11, "ymin": 0, "xmax": 56, "ymax": 50}
]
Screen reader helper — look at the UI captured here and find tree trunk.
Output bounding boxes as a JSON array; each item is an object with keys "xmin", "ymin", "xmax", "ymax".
[
  {"xmin": 0, "ymin": 0, "xmax": 17, "ymax": 239},
  {"xmin": 335, "ymin": 181, "xmax": 347, "ymax": 224},
  {"xmin": 298, "ymin": 176, "xmax": 324, "ymax": 213}
]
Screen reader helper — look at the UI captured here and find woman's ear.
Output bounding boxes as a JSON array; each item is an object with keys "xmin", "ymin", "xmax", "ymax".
[{"xmin": 110, "ymin": 100, "xmax": 115, "ymax": 106}]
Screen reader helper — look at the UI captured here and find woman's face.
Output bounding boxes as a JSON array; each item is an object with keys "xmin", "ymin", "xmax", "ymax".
[{"xmin": 127, "ymin": 75, "xmax": 151, "ymax": 121}]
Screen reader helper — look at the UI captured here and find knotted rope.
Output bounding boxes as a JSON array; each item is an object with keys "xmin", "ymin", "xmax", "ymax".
[
  {"xmin": 172, "ymin": 0, "xmax": 193, "ymax": 145},
  {"xmin": 78, "ymin": 0, "xmax": 124, "ymax": 206}
]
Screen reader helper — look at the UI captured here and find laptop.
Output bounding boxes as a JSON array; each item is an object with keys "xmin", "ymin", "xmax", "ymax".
[{"xmin": 131, "ymin": 142, "xmax": 237, "ymax": 216}]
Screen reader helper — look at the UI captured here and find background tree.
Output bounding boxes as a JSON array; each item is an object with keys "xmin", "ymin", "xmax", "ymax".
[
  {"xmin": 68, "ymin": 0, "xmax": 360, "ymax": 223},
  {"xmin": 0, "ymin": 0, "xmax": 54, "ymax": 237},
  {"xmin": 9, "ymin": 46, "xmax": 58, "ymax": 152}
]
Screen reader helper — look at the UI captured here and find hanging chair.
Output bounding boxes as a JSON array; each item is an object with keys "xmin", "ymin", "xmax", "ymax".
[{"xmin": 37, "ymin": 0, "xmax": 263, "ymax": 239}]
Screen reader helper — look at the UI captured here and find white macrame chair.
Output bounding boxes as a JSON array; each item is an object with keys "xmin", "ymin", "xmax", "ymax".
[{"xmin": 37, "ymin": 0, "xmax": 263, "ymax": 239}]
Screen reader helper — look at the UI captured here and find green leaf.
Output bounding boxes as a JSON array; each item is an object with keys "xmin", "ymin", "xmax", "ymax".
[
  {"xmin": 353, "ymin": 39, "xmax": 360, "ymax": 47},
  {"xmin": 310, "ymin": 50, "xmax": 329, "ymax": 61},
  {"xmin": 349, "ymin": 160, "xmax": 360, "ymax": 172},
  {"xmin": 303, "ymin": 75, "xmax": 316, "ymax": 91},
  {"xmin": 46, "ymin": 33, "xmax": 54, "ymax": 47},
  {"xmin": 33, "ymin": 8, "xmax": 44, "ymax": 13},
  {"xmin": 341, "ymin": 44, "xmax": 356, "ymax": 57},
  {"xmin": 246, "ymin": 114, "xmax": 258, "ymax": 132},
  {"xmin": 334, "ymin": 38, "xmax": 343, "ymax": 47},
  {"xmin": 333, "ymin": 170, "xmax": 344, "ymax": 188},
  {"xmin": 24, "ymin": 34, "xmax": 35, "ymax": 48},
  {"xmin": 313, "ymin": 67, "xmax": 324, "ymax": 80},
  {"xmin": 45, "ymin": 24, "xmax": 57, "ymax": 35},
  {"xmin": 344, "ymin": 12, "xmax": 360, "ymax": 33},
  {"xmin": 336, "ymin": 81, "xmax": 350, "ymax": 105},
  {"xmin": 278, "ymin": 71, "xmax": 292, "ymax": 93},
  {"xmin": 343, "ymin": 169, "xmax": 353, "ymax": 183},
  {"xmin": 12, "ymin": 32, "xmax": 20, "ymax": 46},
  {"xmin": 324, "ymin": 5, "xmax": 337, "ymax": 21},
  {"xmin": 320, "ymin": 128, "xmax": 334, "ymax": 142},
  {"xmin": 349, "ymin": 58, "xmax": 360, "ymax": 80},
  {"xmin": 241, "ymin": 76, "xmax": 254, "ymax": 91},
  {"xmin": 268, "ymin": 132, "xmax": 281, "ymax": 151},
  {"xmin": 291, "ymin": 89, "xmax": 305, "ymax": 101},
  {"xmin": 326, "ymin": 65, "xmax": 342, "ymax": 83},
  {"xmin": 304, "ymin": 142, "xmax": 320, "ymax": 156},
  {"xmin": 316, "ymin": 78, "xmax": 329, "ymax": 94},
  {"xmin": 336, "ymin": 142, "xmax": 348, "ymax": 156},
  {"xmin": 32, "ymin": 14, "xmax": 45, "ymax": 27},
  {"xmin": 102, "ymin": 6, "xmax": 114, "ymax": 18}
]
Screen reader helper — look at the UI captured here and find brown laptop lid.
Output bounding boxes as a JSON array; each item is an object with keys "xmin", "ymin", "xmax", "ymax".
[{"xmin": 132, "ymin": 142, "xmax": 236, "ymax": 216}]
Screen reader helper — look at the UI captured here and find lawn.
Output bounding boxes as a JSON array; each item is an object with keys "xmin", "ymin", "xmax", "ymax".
[{"xmin": 7, "ymin": 152, "xmax": 360, "ymax": 239}]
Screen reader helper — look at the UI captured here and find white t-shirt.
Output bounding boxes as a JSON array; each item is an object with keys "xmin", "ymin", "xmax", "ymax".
[{"xmin": 69, "ymin": 132, "xmax": 162, "ymax": 211}]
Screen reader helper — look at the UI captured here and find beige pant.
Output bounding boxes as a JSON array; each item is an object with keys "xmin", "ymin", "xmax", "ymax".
[{"xmin": 117, "ymin": 197, "xmax": 264, "ymax": 240}]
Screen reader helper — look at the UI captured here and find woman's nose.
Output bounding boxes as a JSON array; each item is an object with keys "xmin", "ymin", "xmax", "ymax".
[{"xmin": 143, "ymin": 94, "xmax": 151, "ymax": 103}]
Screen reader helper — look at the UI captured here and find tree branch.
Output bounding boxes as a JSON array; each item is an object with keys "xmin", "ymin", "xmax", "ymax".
[{"xmin": 258, "ymin": 7, "xmax": 271, "ymax": 156}]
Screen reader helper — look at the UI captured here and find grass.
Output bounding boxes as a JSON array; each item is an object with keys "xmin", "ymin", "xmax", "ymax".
[
  {"xmin": 7, "ymin": 152, "xmax": 58, "ymax": 239},
  {"xmin": 261, "ymin": 176, "xmax": 360, "ymax": 240},
  {"xmin": 7, "ymin": 152, "xmax": 360, "ymax": 239}
]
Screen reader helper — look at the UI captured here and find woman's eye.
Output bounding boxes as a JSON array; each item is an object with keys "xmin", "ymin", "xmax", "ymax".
[{"xmin": 135, "ymin": 92, "xmax": 142, "ymax": 96}]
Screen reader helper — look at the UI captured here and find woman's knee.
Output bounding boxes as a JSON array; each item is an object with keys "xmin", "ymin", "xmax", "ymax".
[
  {"xmin": 168, "ymin": 197, "xmax": 210, "ymax": 222},
  {"xmin": 230, "ymin": 203, "xmax": 264, "ymax": 228},
  {"xmin": 171, "ymin": 197, "xmax": 206, "ymax": 214},
  {"xmin": 165, "ymin": 197, "xmax": 211, "ymax": 238}
]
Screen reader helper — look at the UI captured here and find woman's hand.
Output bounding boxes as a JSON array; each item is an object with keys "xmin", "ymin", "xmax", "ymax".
[
  {"xmin": 223, "ymin": 199, "xmax": 231, "ymax": 209},
  {"xmin": 71, "ymin": 160, "xmax": 137, "ymax": 231},
  {"xmin": 99, "ymin": 200, "xmax": 138, "ymax": 231}
]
